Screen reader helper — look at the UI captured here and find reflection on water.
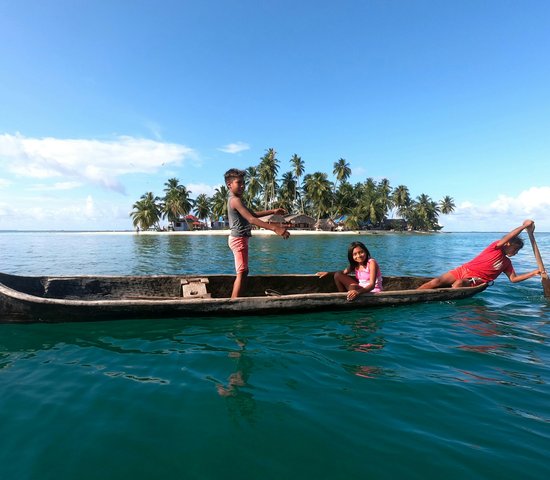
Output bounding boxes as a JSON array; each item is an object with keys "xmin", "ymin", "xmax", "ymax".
[
  {"xmin": 215, "ymin": 334, "xmax": 257, "ymax": 423},
  {"xmin": 216, "ymin": 335, "xmax": 249, "ymax": 397},
  {"xmin": 337, "ymin": 315, "xmax": 389, "ymax": 380},
  {"xmin": 0, "ymin": 307, "xmax": 548, "ymax": 479},
  {"xmin": 103, "ymin": 370, "xmax": 170, "ymax": 385},
  {"xmin": 505, "ymin": 406, "xmax": 550, "ymax": 423},
  {"xmin": 455, "ymin": 305, "xmax": 504, "ymax": 337},
  {"xmin": 131, "ymin": 234, "xmax": 233, "ymax": 274},
  {"xmin": 347, "ymin": 365, "xmax": 386, "ymax": 379},
  {"xmin": 454, "ymin": 369, "xmax": 502, "ymax": 384}
]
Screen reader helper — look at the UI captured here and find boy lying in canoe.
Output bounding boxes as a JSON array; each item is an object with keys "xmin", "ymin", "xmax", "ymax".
[{"xmin": 418, "ymin": 219, "xmax": 543, "ymax": 289}]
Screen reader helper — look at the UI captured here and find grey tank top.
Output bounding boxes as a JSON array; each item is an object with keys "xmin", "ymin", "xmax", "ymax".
[{"xmin": 228, "ymin": 193, "xmax": 252, "ymax": 237}]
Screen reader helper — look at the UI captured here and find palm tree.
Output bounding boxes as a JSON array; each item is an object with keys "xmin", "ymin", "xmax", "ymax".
[
  {"xmin": 400, "ymin": 200, "xmax": 419, "ymax": 231},
  {"xmin": 413, "ymin": 194, "xmax": 441, "ymax": 231},
  {"xmin": 439, "ymin": 196, "xmax": 456, "ymax": 215},
  {"xmin": 344, "ymin": 205, "xmax": 365, "ymax": 230},
  {"xmin": 363, "ymin": 196, "xmax": 386, "ymax": 226},
  {"xmin": 333, "ymin": 180, "xmax": 357, "ymax": 218},
  {"xmin": 136, "ymin": 146, "xmax": 458, "ymax": 233},
  {"xmin": 354, "ymin": 178, "xmax": 377, "ymax": 226},
  {"xmin": 258, "ymin": 148, "xmax": 279, "ymax": 210},
  {"xmin": 303, "ymin": 172, "xmax": 333, "ymax": 220},
  {"xmin": 162, "ymin": 178, "xmax": 194, "ymax": 224},
  {"xmin": 333, "ymin": 158, "xmax": 351, "ymax": 186},
  {"xmin": 210, "ymin": 185, "xmax": 229, "ymax": 223},
  {"xmin": 194, "ymin": 193, "xmax": 211, "ymax": 226},
  {"xmin": 130, "ymin": 192, "xmax": 162, "ymax": 230},
  {"xmin": 244, "ymin": 166, "xmax": 262, "ymax": 206},
  {"xmin": 331, "ymin": 158, "xmax": 351, "ymax": 217},
  {"xmin": 279, "ymin": 171, "xmax": 297, "ymax": 213},
  {"xmin": 377, "ymin": 179, "xmax": 393, "ymax": 219},
  {"xmin": 290, "ymin": 154, "xmax": 305, "ymax": 212},
  {"xmin": 363, "ymin": 177, "xmax": 377, "ymax": 197},
  {"xmin": 392, "ymin": 185, "xmax": 411, "ymax": 218}
]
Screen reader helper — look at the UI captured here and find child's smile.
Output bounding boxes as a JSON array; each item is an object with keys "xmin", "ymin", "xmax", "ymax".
[{"xmin": 352, "ymin": 247, "xmax": 367, "ymax": 264}]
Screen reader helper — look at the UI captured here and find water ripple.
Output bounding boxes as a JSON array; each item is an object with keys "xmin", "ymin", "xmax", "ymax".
[{"xmin": 1, "ymin": 232, "xmax": 550, "ymax": 479}]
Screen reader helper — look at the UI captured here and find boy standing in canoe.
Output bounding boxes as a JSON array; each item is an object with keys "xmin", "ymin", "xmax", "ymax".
[
  {"xmin": 418, "ymin": 219, "xmax": 543, "ymax": 289},
  {"xmin": 225, "ymin": 168, "xmax": 290, "ymax": 298}
]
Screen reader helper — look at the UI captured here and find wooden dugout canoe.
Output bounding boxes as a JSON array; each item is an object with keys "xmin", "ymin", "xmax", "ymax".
[{"xmin": 0, "ymin": 272, "xmax": 488, "ymax": 324}]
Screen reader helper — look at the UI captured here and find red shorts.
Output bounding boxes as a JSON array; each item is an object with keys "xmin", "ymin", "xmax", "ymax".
[
  {"xmin": 449, "ymin": 266, "xmax": 485, "ymax": 286},
  {"xmin": 228, "ymin": 236, "xmax": 249, "ymax": 274}
]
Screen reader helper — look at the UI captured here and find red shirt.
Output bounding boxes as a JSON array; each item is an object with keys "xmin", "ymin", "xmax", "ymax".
[{"xmin": 461, "ymin": 241, "xmax": 515, "ymax": 282}]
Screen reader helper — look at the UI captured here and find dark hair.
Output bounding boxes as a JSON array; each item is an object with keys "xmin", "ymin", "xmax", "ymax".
[
  {"xmin": 347, "ymin": 241, "xmax": 371, "ymax": 271},
  {"xmin": 224, "ymin": 168, "xmax": 246, "ymax": 184},
  {"xmin": 508, "ymin": 237, "xmax": 524, "ymax": 249}
]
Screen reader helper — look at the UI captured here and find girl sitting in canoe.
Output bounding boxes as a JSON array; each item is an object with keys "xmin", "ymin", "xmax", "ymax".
[{"xmin": 317, "ymin": 241, "xmax": 383, "ymax": 301}]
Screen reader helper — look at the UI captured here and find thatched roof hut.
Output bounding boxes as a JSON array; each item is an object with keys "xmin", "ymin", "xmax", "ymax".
[
  {"xmin": 285, "ymin": 214, "xmax": 316, "ymax": 230},
  {"xmin": 314, "ymin": 218, "xmax": 336, "ymax": 231}
]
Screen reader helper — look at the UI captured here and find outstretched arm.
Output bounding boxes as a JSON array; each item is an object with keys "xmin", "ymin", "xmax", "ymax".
[
  {"xmin": 230, "ymin": 197, "xmax": 290, "ymax": 238},
  {"xmin": 506, "ymin": 268, "xmax": 542, "ymax": 283},
  {"xmin": 254, "ymin": 207, "xmax": 287, "ymax": 217},
  {"xmin": 497, "ymin": 219, "xmax": 534, "ymax": 247}
]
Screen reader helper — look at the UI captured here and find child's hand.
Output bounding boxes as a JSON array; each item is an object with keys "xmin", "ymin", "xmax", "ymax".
[
  {"xmin": 274, "ymin": 226, "xmax": 290, "ymax": 239},
  {"xmin": 316, "ymin": 271, "xmax": 329, "ymax": 278},
  {"xmin": 347, "ymin": 290, "xmax": 360, "ymax": 301},
  {"xmin": 273, "ymin": 208, "xmax": 287, "ymax": 215},
  {"xmin": 275, "ymin": 227, "xmax": 290, "ymax": 240},
  {"xmin": 523, "ymin": 219, "xmax": 535, "ymax": 231}
]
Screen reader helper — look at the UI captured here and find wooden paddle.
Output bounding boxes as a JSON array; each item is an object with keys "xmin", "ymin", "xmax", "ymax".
[{"xmin": 527, "ymin": 229, "xmax": 550, "ymax": 297}]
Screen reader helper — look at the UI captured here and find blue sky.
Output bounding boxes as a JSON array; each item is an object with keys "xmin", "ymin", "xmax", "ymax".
[{"xmin": 1, "ymin": 0, "xmax": 549, "ymax": 231}]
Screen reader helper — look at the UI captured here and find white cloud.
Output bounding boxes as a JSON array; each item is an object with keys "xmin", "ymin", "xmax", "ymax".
[
  {"xmin": 0, "ymin": 195, "xmax": 126, "ymax": 230},
  {"xmin": 217, "ymin": 142, "xmax": 250, "ymax": 154},
  {"xmin": 0, "ymin": 202, "xmax": 14, "ymax": 217},
  {"xmin": 28, "ymin": 181, "xmax": 83, "ymax": 191},
  {"xmin": 187, "ymin": 183, "xmax": 220, "ymax": 197},
  {"xmin": 0, "ymin": 133, "xmax": 196, "ymax": 194},
  {"xmin": 441, "ymin": 186, "xmax": 550, "ymax": 232},
  {"xmin": 84, "ymin": 195, "xmax": 95, "ymax": 217},
  {"xmin": 350, "ymin": 166, "xmax": 367, "ymax": 179},
  {"xmin": 489, "ymin": 187, "xmax": 550, "ymax": 215},
  {"xmin": 0, "ymin": 178, "xmax": 10, "ymax": 188}
]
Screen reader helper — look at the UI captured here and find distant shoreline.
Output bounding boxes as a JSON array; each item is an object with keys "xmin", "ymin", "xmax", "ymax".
[
  {"xmin": 2, "ymin": 229, "xmax": 537, "ymax": 234},
  {"xmin": 0, "ymin": 229, "xmax": 442, "ymax": 235},
  {"xmin": 132, "ymin": 229, "xmax": 411, "ymax": 236},
  {"xmin": 3, "ymin": 229, "xmax": 546, "ymax": 235}
]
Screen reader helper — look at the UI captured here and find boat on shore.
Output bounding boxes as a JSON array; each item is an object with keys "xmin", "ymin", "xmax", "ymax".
[{"xmin": 0, "ymin": 272, "xmax": 488, "ymax": 323}]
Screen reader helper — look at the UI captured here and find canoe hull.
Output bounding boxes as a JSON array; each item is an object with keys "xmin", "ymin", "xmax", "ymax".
[{"xmin": 0, "ymin": 273, "xmax": 488, "ymax": 323}]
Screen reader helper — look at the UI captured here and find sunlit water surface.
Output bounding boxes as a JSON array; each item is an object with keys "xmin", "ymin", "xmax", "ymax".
[{"xmin": 1, "ymin": 231, "xmax": 549, "ymax": 479}]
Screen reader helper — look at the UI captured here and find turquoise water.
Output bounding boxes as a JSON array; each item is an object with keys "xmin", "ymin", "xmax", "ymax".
[{"xmin": 1, "ymin": 232, "xmax": 549, "ymax": 480}]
